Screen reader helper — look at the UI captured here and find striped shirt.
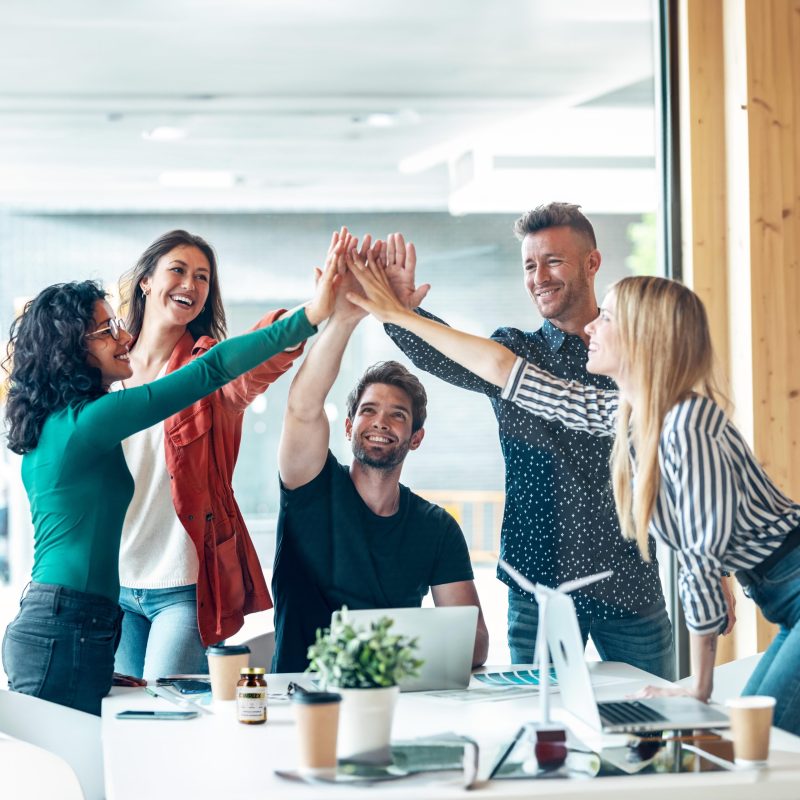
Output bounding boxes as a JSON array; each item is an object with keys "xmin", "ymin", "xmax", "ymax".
[{"xmin": 503, "ymin": 357, "xmax": 800, "ymax": 635}]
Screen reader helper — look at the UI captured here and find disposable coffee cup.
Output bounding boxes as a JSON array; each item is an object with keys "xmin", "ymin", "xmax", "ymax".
[
  {"xmin": 725, "ymin": 695, "xmax": 775, "ymax": 766},
  {"xmin": 292, "ymin": 691, "xmax": 342, "ymax": 776},
  {"xmin": 206, "ymin": 644, "xmax": 251, "ymax": 702}
]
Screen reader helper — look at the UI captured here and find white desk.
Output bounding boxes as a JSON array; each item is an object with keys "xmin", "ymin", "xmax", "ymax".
[{"xmin": 101, "ymin": 663, "xmax": 800, "ymax": 799}]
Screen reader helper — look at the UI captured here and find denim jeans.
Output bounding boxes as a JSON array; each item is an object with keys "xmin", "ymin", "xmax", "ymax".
[
  {"xmin": 114, "ymin": 584, "xmax": 209, "ymax": 681},
  {"xmin": 1, "ymin": 582, "xmax": 122, "ymax": 716},
  {"xmin": 508, "ymin": 588, "xmax": 676, "ymax": 681},
  {"xmin": 738, "ymin": 542, "xmax": 800, "ymax": 736}
]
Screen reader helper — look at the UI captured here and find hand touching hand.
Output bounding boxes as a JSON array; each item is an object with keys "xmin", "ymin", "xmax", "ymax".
[
  {"xmin": 332, "ymin": 232, "xmax": 374, "ymax": 323},
  {"xmin": 344, "ymin": 247, "xmax": 413, "ymax": 325},
  {"xmin": 383, "ymin": 232, "xmax": 430, "ymax": 309}
]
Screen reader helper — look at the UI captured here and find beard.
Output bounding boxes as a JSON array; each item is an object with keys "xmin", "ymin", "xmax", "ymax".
[{"xmin": 352, "ymin": 436, "xmax": 411, "ymax": 471}]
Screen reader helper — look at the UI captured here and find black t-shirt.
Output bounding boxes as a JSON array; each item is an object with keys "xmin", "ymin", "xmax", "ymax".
[{"xmin": 271, "ymin": 451, "xmax": 474, "ymax": 672}]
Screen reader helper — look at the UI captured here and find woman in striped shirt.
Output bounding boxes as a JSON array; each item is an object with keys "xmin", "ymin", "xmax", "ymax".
[{"xmin": 346, "ymin": 253, "xmax": 800, "ymax": 734}]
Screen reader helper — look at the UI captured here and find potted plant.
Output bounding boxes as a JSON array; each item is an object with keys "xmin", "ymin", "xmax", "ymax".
[{"xmin": 307, "ymin": 607, "xmax": 423, "ymax": 763}]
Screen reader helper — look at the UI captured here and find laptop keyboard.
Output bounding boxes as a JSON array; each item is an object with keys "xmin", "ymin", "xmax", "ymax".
[{"xmin": 598, "ymin": 701, "xmax": 668, "ymax": 726}]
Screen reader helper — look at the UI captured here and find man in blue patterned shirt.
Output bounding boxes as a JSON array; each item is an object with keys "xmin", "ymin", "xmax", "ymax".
[{"xmin": 384, "ymin": 202, "xmax": 675, "ymax": 679}]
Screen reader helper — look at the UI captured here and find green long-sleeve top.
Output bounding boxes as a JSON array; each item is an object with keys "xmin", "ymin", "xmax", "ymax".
[{"xmin": 22, "ymin": 308, "xmax": 316, "ymax": 601}]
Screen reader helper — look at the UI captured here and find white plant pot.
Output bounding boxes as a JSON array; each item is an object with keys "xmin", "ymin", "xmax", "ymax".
[{"xmin": 331, "ymin": 685, "xmax": 400, "ymax": 764}]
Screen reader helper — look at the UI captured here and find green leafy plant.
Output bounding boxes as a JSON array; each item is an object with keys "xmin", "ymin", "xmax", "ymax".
[{"xmin": 307, "ymin": 607, "xmax": 424, "ymax": 689}]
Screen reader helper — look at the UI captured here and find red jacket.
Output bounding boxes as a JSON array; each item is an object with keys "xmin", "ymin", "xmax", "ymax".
[{"xmin": 161, "ymin": 309, "xmax": 304, "ymax": 645}]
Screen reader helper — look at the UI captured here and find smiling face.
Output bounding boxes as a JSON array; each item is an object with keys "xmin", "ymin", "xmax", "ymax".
[
  {"xmin": 345, "ymin": 383, "xmax": 424, "ymax": 471},
  {"xmin": 85, "ymin": 299, "xmax": 134, "ymax": 386},
  {"xmin": 522, "ymin": 226, "xmax": 600, "ymax": 324},
  {"xmin": 139, "ymin": 244, "xmax": 211, "ymax": 329},
  {"xmin": 585, "ymin": 290, "xmax": 623, "ymax": 381}
]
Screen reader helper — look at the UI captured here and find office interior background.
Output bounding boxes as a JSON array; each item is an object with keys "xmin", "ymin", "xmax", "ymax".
[{"xmin": 1, "ymin": 0, "xmax": 798, "ymax": 683}]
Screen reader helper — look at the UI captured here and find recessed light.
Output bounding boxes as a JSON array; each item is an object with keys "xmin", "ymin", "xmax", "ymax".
[
  {"xmin": 142, "ymin": 126, "xmax": 187, "ymax": 141},
  {"xmin": 158, "ymin": 170, "xmax": 236, "ymax": 189}
]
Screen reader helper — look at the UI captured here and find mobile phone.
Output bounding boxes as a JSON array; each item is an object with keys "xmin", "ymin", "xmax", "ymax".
[{"xmin": 116, "ymin": 710, "xmax": 198, "ymax": 720}]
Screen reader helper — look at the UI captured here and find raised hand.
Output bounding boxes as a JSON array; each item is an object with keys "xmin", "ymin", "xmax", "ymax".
[
  {"xmin": 384, "ymin": 232, "xmax": 430, "ymax": 309},
  {"xmin": 305, "ymin": 238, "xmax": 343, "ymax": 327},
  {"xmin": 344, "ymin": 247, "xmax": 412, "ymax": 325},
  {"xmin": 332, "ymin": 233, "xmax": 374, "ymax": 323}
]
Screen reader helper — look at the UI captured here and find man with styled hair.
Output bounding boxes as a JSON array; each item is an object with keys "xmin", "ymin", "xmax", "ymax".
[
  {"xmin": 271, "ymin": 237, "xmax": 489, "ymax": 672},
  {"xmin": 384, "ymin": 202, "xmax": 680, "ymax": 679}
]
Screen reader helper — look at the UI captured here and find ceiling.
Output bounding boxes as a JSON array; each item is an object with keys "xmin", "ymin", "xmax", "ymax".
[{"xmin": 0, "ymin": 0, "xmax": 658, "ymax": 214}]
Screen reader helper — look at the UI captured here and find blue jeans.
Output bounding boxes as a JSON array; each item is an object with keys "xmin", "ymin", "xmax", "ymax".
[
  {"xmin": 115, "ymin": 585, "xmax": 209, "ymax": 681},
  {"xmin": 508, "ymin": 588, "xmax": 676, "ymax": 681},
  {"xmin": 1, "ymin": 582, "xmax": 122, "ymax": 716},
  {"xmin": 738, "ymin": 542, "xmax": 800, "ymax": 736}
]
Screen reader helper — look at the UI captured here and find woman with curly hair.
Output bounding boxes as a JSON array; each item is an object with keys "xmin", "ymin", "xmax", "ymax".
[
  {"xmin": 347, "ymin": 251, "xmax": 800, "ymax": 735},
  {"xmin": 112, "ymin": 230, "xmax": 311, "ymax": 681},
  {"xmin": 1, "ymin": 262, "xmax": 336, "ymax": 714}
]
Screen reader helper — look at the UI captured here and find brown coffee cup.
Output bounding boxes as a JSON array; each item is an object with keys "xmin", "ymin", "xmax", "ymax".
[
  {"xmin": 206, "ymin": 644, "xmax": 251, "ymax": 702},
  {"xmin": 725, "ymin": 695, "xmax": 775, "ymax": 765},
  {"xmin": 292, "ymin": 691, "xmax": 342, "ymax": 776}
]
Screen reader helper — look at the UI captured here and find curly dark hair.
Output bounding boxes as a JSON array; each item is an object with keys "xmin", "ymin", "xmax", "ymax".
[
  {"xmin": 3, "ymin": 281, "xmax": 108, "ymax": 454},
  {"xmin": 345, "ymin": 361, "xmax": 427, "ymax": 433},
  {"xmin": 118, "ymin": 230, "xmax": 227, "ymax": 342}
]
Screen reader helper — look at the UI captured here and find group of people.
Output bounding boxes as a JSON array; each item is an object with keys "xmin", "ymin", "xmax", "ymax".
[{"xmin": 1, "ymin": 203, "xmax": 798, "ymax": 736}]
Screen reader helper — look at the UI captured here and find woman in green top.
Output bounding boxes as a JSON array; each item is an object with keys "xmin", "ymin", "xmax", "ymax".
[{"xmin": 1, "ymin": 262, "xmax": 336, "ymax": 715}]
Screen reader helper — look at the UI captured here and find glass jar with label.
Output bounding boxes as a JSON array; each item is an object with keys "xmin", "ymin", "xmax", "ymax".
[{"xmin": 237, "ymin": 667, "xmax": 268, "ymax": 724}]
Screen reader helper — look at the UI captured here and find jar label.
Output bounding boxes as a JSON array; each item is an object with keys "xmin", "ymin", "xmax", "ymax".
[{"xmin": 237, "ymin": 686, "xmax": 267, "ymax": 722}]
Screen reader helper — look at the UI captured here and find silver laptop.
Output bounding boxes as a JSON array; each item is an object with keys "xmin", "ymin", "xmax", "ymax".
[
  {"xmin": 546, "ymin": 591, "xmax": 729, "ymax": 733},
  {"xmin": 343, "ymin": 606, "xmax": 478, "ymax": 692}
]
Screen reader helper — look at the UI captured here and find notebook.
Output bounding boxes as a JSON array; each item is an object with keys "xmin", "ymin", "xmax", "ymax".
[
  {"xmin": 342, "ymin": 606, "xmax": 478, "ymax": 692},
  {"xmin": 546, "ymin": 591, "xmax": 729, "ymax": 733}
]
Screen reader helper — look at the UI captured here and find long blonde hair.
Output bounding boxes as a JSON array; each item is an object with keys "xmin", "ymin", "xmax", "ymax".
[{"xmin": 609, "ymin": 276, "xmax": 726, "ymax": 560}]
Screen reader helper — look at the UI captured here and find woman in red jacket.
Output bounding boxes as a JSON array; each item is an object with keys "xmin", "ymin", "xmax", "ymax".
[{"xmin": 113, "ymin": 230, "xmax": 306, "ymax": 680}]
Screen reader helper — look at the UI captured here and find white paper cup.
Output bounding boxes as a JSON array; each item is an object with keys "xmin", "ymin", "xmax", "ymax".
[{"xmin": 725, "ymin": 695, "xmax": 775, "ymax": 766}]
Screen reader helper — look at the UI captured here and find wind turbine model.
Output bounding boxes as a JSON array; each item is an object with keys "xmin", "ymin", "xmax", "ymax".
[{"xmin": 496, "ymin": 561, "xmax": 614, "ymax": 772}]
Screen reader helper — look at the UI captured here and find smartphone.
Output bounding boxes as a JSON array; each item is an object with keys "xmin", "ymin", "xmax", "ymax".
[{"xmin": 116, "ymin": 710, "xmax": 198, "ymax": 721}]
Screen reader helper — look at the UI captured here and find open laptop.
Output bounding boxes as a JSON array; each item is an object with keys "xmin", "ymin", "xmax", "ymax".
[
  {"xmin": 546, "ymin": 591, "xmax": 729, "ymax": 733},
  {"xmin": 343, "ymin": 606, "xmax": 478, "ymax": 692}
]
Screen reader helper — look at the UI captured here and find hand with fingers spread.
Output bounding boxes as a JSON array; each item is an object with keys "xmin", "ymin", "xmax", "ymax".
[
  {"xmin": 305, "ymin": 242, "xmax": 343, "ymax": 327},
  {"xmin": 332, "ymin": 232, "xmax": 375, "ymax": 323},
  {"xmin": 383, "ymin": 232, "xmax": 430, "ymax": 309},
  {"xmin": 344, "ymin": 246, "xmax": 415, "ymax": 326}
]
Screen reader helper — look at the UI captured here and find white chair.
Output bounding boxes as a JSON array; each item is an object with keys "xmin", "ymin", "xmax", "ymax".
[
  {"xmin": 0, "ymin": 690, "xmax": 104, "ymax": 800},
  {"xmin": 241, "ymin": 631, "xmax": 275, "ymax": 671},
  {"xmin": 0, "ymin": 736, "xmax": 84, "ymax": 800}
]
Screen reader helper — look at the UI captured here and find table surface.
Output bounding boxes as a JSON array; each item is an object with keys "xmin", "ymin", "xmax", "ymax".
[{"xmin": 101, "ymin": 663, "xmax": 800, "ymax": 800}]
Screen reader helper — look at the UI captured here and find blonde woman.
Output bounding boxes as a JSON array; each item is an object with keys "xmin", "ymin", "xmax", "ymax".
[{"xmin": 346, "ymin": 252, "xmax": 800, "ymax": 735}]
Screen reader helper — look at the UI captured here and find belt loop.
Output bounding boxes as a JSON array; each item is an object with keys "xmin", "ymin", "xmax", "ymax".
[
  {"xmin": 52, "ymin": 584, "xmax": 62, "ymax": 614},
  {"xmin": 19, "ymin": 581, "xmax": 32, "ymax": 605}
]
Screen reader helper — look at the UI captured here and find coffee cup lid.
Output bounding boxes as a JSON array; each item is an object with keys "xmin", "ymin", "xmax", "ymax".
[
  {"xmin": 206, "ymin": 644, "xmax": 251, "ymax": 656},
  {"xmin": 292, "ymin": 691, "xmax": 342, "ymax": 705}
]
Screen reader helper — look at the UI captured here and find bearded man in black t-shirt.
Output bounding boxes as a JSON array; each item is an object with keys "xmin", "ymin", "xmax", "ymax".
[{"xmin": 271, "ymin": 231, "xmax": 489, "ymax": 673}]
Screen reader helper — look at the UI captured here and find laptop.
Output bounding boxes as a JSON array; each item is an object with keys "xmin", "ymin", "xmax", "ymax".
[
  {"xmin": 546, "ymin": 591, "xmax": 729, "ymax": 733},
  {"xmin": 343, "ymin": 606, "xmax": 478, "ymax": 692}
]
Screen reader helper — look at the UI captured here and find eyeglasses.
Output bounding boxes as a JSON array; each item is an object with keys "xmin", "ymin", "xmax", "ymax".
[{"xmin": 85, "ymin": 318, "xmax": 128, "ymax": 341}]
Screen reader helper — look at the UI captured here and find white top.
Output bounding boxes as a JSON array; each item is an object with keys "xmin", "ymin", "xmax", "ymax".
[{"xmin": 114, "ymin": 368, "xmax": 199, "ymax": 588}]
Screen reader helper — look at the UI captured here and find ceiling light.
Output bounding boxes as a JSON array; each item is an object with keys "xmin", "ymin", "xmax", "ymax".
[
  {"xmin": 158, "ymin": 170, "xmax": 236, "ymax": 189},
  {"xmin": 142, "ymin": 126, "xmax": 187, "ymax": 141}
]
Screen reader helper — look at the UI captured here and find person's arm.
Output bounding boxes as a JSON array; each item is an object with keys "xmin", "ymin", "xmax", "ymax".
[
  {"xmin": 431, "ymin": 581, "xmax": 489, "ymax": 668},
  {"xmin": 346, "ymin": 247, "xmax": 618, "ymax": 436},
  {"xmin": 278, "ymin": 233, "xmax": 369, "ymax": 490},
  {"xmin": 78, "ymin": 261, "xmax": 338, "ymax": 449},
  {"xmin": 637, "ymin": 404, "xmax": 737, "ymax": 700},
  {"xmin": 217, "ymin": 307, "xmax": 307, "ymax": 412},
  {"xmin": 346, "ymin": 247, "xmax": 517, "ymax": 387},
  {"xmin": 379, "ymin": 232, "xmax": 505, "ymax": 395}
]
